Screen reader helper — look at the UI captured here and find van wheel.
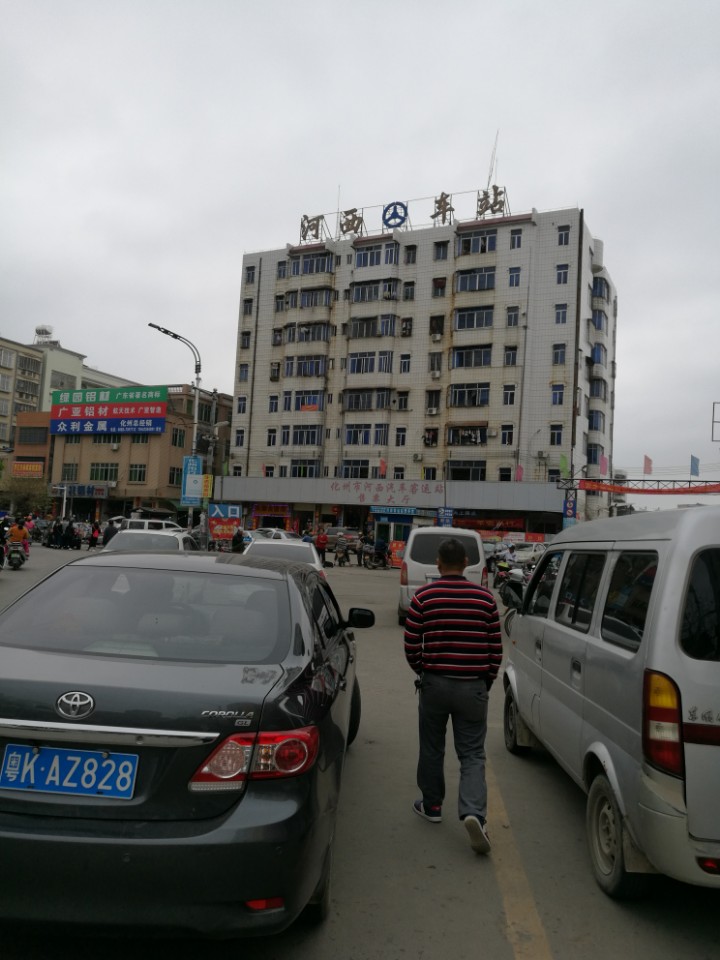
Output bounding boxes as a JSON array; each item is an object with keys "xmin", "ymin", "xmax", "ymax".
[
  {"xmin": 347, "ymin": 678, "xmax": 361, "ymax": 747},
  {"xmin": 503, "ymin": 687, "xmax": 529, "ymax": 755},
  {"xmin": 586, "ymin": 774, "xmax": 648, "ymax": 899}
]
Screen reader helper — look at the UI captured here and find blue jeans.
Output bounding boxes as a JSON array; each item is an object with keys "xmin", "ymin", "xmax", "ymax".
[{"xmin": 417, "ymin": 674, "xmax": 489, "ymax": 820}]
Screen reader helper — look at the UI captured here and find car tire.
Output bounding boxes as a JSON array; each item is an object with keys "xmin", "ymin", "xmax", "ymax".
[
  {"xmin": 586, "ymin": 774, "xmax": 649, "ymax": 899},
  {"xmin": 503, "ymin": 686, "xmax": 529, "ymax": 755},
  {"xmin": 347, "ymin": 678, "xmax": 361, "ymax": 747},
  {"xmin": 303, "ymin": 843, "xmax": 333, "ymax": 925}
]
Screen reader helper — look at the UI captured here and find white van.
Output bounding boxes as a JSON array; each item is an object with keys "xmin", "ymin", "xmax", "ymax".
[
  {"xmin": 398, "ymin": 527, "xmax": 488, "ymax": 625},
  {"xmin": 503, "ymin": 508, "xmax": 720, "ymax": 897},
  {"xmin": 119, "ymin": 518, "xmax": 182, "ymax": 532}
]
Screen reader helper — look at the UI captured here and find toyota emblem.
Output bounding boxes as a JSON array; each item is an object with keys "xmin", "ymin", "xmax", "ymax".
[{"xmin": 56, "ymin": 691, "xmax": 95, "ymax": 720}]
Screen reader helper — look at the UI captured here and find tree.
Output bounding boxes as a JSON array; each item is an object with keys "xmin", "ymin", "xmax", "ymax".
[{"xmin": 0, "ymin": 477, "xmax": 52, "ymax": 517}]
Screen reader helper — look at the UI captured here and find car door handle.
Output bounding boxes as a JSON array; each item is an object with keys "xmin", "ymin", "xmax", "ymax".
[{"xmin": 571, "ymin": 658, "xmax": 582, "ymax": 680}]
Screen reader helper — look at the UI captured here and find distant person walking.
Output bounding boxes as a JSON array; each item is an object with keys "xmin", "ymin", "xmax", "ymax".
[
  {"xmin": 102, "ymin": 519, "xmax": 118, "ymax": 547},
  {"xmin": 403, "ymin": 537, "xmax": 502, "ymax": 855},
  {"xmin": 87, "ymin": 521, "xmax": 101, "ymax": 550},
  {"xmin": 315, "ymin": 526, "xmax": 328, "ymax": 565}
]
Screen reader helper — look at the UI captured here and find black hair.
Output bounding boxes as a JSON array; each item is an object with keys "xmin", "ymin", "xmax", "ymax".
[{"xmin": 437, "ymin": 537, "xmax": 467, "ymax": 569}]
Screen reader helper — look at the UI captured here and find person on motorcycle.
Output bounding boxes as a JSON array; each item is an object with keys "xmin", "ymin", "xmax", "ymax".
[
  {"xmin": 373, "ymin": 535, "xmax": 389, "ymax": 567},
  {"xmin": 8, "ymin": 518, "xmax": 30, "ymax": 560},
  {"xmin": 335, "ymin": 531, "xmax": 349, "ymax": 566}
]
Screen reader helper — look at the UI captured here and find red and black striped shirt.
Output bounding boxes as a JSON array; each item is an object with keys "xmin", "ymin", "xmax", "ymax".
[{"xmin": 403, "ymin": 575, "xmax": 502, "ymax": 682}]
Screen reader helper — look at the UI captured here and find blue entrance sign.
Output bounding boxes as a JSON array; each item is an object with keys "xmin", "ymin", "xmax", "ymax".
[
  {"xmin": 181, "ymin": 456, "xmax": 204, "ymax": 506},
  {"xmin": 437, "ymin": 507, "xmax": 454, "ymax": 527}
]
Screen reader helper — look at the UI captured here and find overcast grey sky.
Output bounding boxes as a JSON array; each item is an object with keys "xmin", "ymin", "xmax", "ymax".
[{"xmin": 2, "ymin": 0, "xmax": 719, "ymax": 504}]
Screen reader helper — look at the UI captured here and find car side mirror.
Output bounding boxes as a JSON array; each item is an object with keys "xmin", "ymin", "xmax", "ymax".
[{"xmin": 346, "ymin": 608, "xmax": 375, "ymax": 629}]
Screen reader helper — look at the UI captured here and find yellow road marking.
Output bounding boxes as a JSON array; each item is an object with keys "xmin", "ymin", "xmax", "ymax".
[{"xmin": 486, "ymin": 763, "xmax": 554, "ymax": 959}]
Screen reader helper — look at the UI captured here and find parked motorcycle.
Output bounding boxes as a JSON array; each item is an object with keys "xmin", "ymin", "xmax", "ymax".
[
  {"xmin": 363, "ymin": 543, "xmax": 391, "ymax": 570},
  {"xmin": 334, "ymin": 544, "xmax": 351, "ymax": 567},
  {"xmin": 493, "ymin": 559, "xmax": 514, "ymax": 589},
  {"xmin": 499, "ymin": 569, "xmax": 525, "ymax": 610},
  {"xmin": 6, "ymin": 542, "xmax": 27, "ymax": 571}
]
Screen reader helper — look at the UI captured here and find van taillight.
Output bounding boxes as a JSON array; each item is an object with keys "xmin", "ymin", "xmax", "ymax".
[
  {"xmin": 643, "ymin": 671, "xmax": 684, "ymax": 778},
  {"xmin": 481, "ymin": 566, "xmax": 488, "ymax": 588},
  {"xmin": 400, "ymin": 561, "xmax": 408, "ymax": 586}
]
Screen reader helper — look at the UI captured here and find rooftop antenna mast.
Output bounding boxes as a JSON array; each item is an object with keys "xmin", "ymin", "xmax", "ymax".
[{"xmin": 486, "ymin": 130, "xmax": 499, "ymax": 190}]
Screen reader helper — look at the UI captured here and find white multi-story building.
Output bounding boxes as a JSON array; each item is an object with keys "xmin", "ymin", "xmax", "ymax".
[{"xmin": 223, "ymin": 196, "xmax": 616, "ymax": 536}]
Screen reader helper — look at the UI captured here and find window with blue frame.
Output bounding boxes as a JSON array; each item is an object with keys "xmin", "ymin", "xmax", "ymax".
[{"xmin": 552, "ymin": 383, "xmax": 564, "ymax": 405}]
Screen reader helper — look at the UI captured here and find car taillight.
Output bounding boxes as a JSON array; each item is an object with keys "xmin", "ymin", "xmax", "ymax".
[
  {"xmin": 400, "ymin": 561, "xmax": 408, "ymax": 585},
  {"xmin": 643, "ymin": 670, "xmax": 684, "ymax": 778},
  {"xmin": 481, "ymin": 565, "xmax": 488, "ymax": 588},
  {"xmin": 189, "ymin": 726, "xmax": 320, "ymax": 791}
]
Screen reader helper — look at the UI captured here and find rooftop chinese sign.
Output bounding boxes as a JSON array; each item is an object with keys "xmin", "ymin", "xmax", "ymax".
[
  {"xmin": 50, "ymin": 386, "xmax": 168, "ymax": 436},
  {"xmin": 298, "ymin": 185, "xmax": 509, "ymax": 244}
]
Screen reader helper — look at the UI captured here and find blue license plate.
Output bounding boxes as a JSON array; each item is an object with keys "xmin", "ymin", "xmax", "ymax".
[{"xmin": 0, "ymin": 743, "xmax": 139, "ymax": 799}]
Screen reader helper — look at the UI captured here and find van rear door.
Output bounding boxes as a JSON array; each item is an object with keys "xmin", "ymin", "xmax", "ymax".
[{"xmin": 679, "ymin": 550, "xmax": 720, "ymax": 842}]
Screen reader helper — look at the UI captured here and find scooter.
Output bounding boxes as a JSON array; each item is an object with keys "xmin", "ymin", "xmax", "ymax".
[
  {"xmin": 334, "ymin": 544, "xmax": 351, "ymax": 567},
  {"xmin": 363, "ymin": 544, "xmax": 391, "ymax": 570},
  {"xmin": 499, "ymin": 569, "xmax": 525, "ymax": 610},
  {"xmin": 6, "ymin": 542, "xmax": 27, "ymax": 571}
]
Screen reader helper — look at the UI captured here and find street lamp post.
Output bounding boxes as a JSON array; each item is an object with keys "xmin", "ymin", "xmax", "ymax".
[{"xmin": 148, "ymin": 323, "xmax": 201, "ymax": 533}]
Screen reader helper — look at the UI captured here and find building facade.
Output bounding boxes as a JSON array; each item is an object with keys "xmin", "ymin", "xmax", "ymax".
[
  {"xmin": 1, "ymin": 330, "xmax": 232, "ymax": 521},
  {"xmin": 223, "ymin": 201, "xmax": 617, "ymax": 536}
]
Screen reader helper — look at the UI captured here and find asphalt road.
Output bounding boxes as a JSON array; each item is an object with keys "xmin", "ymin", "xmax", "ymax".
[{"xmin": 0, "ymin": 549, "xmax": 717, "ymax": 959}]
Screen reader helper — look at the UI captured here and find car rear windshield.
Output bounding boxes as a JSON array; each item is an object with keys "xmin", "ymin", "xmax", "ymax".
[
  {"xmin": 0, "ymin": 567, "xmax": 292, "ymax": 664},
  {"xmin": 410, "ymin": 533, "xmax": 481, "ymax": 566},
  {"xmin": 681, "ymin": 549, "xmax": 720, "ymax": 661},
  {"xmin": 109, "ymin": 533, "xmax": 182, "ymax": 551},
  {"xmin": 248, "ymin": 543, "xmax": 316, "ymax": 562}
]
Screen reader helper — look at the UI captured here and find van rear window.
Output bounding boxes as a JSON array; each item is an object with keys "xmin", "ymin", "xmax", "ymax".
[
  {"xmin": 681, "ymin": 550, "xmax": 720, "ymax": 661},
  {"xmin": 410, "ymin": 533, "xmax": 481, "ymax": 566}
]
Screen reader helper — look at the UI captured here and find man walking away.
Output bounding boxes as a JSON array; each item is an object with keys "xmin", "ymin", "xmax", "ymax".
[
  {"xmin": 102, "ymin": 519, "xmax": 118, "ymax": 547},
  {"xmin": 403, "ymin": 537, "xmax": 502, "ymax": 854}
]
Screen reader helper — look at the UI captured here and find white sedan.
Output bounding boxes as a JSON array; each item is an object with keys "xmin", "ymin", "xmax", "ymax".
[{"xmin": 243, "ymin": 539, "xmax": 325, "ymax": 575}]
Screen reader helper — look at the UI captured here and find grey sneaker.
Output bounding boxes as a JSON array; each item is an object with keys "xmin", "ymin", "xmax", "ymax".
[{"xmin": 464, "ymin": 815, "xmax": 491, "ymax": 854}]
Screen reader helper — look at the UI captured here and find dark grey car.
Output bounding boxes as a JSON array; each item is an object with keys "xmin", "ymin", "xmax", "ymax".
[{"xmin": 0, "ymin": 552, "xmax": 374, "ymax": 936}]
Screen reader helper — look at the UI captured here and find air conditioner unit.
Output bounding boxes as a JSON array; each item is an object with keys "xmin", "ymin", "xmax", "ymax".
[
  {"xmin": 431, "ymin": 333, "xmax": 442, "ymax": 342},
  {"xmin": 487, "ymin": 429, "xmax": 498, "ymax": 438},
  {"xmin": 431, "ymin": 371, "xmax": 441, "ymax": 380},
  {"xmin": 111, "ymin": 443, "xmax": 119, "ymax": 451},
  {"xmin": 537, "ymin": 450, "xmax": 548, "ymax": 460},
  {"xmin": 412, "ymin": 453, "xmax": 423, "ymax": 462},
  {"xmin": 426, "ymin": 407, "xmax": 439, "ymax": 416}
]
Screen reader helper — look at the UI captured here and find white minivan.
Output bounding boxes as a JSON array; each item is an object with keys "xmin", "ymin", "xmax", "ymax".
[
  {"xmin": 503, "ymin": 508, "xmax": 720, "ymax": 897},
  {"xmin": 119, "ymin": 518, "xmax": 182, "ymax": 532},
  {"xmin": 398, "ymin": 527, "xmax": 488, "ymax": 625}
]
